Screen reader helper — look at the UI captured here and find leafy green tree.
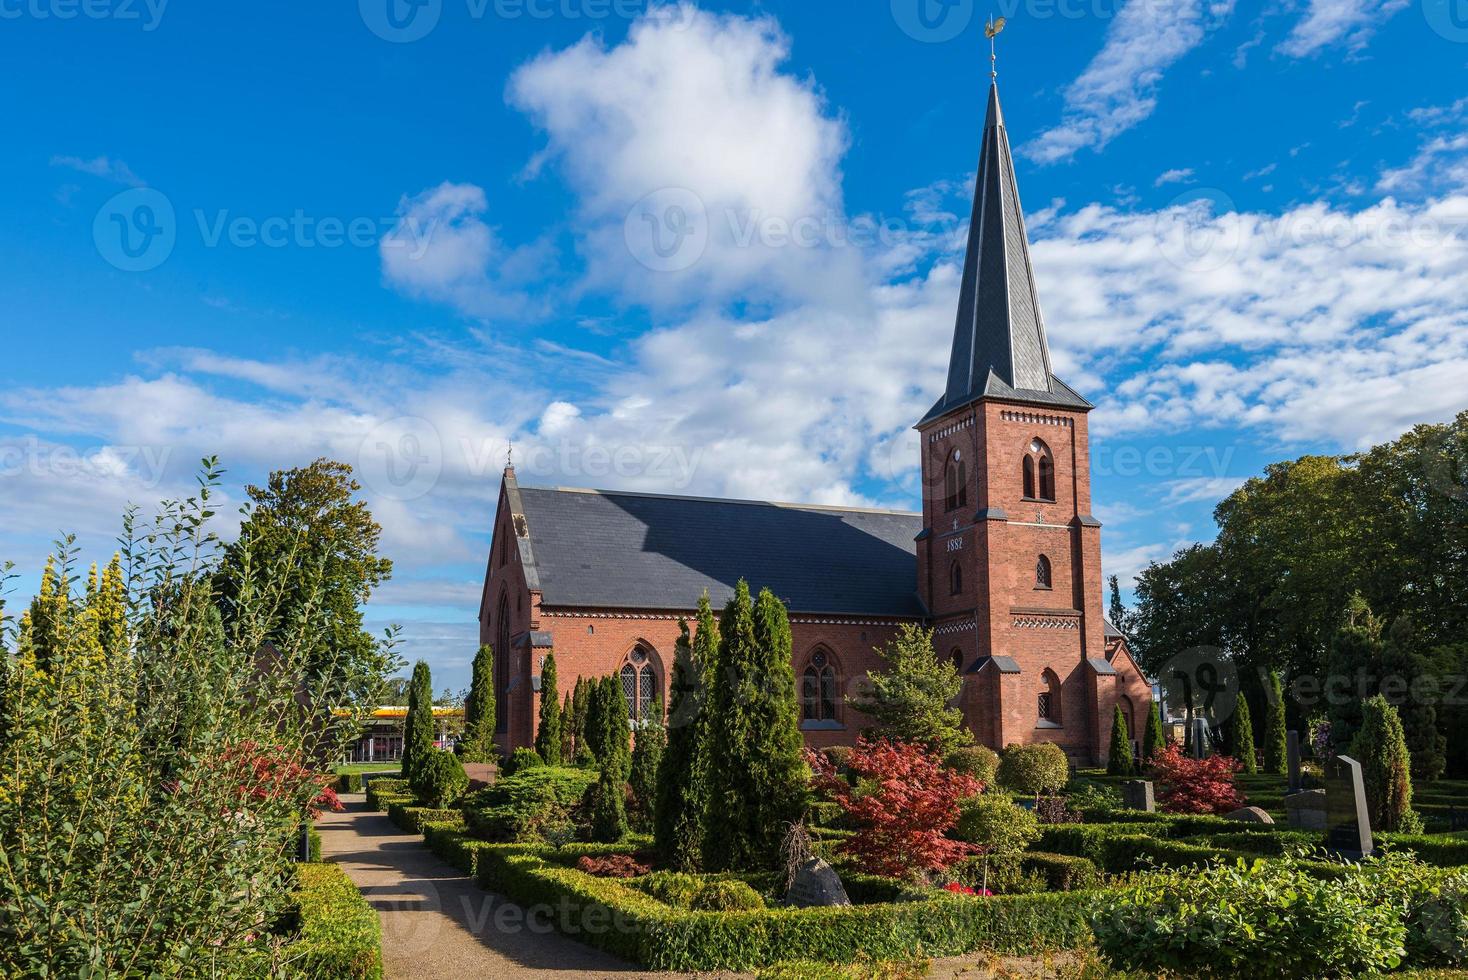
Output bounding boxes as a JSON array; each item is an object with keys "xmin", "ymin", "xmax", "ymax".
[
  {"xmin": 460, "ymin": 644, "xmax": 496, "ymax": 763},
  {"xmin": 849, "ymin": 623, "xmax": 971, "ymax": 753},
  {"xmin": 1262, "ymin": 670, "xmax": 1288, "ymax": 775},
  {"xmin": 1231, "ymin": 693, "xmax": 1257, "ymax": 774},
  {"xmin": 402, "ymin": 660, "xmax": 435, "ymax": 784},
  {"xmin": 216, "ymin": 458, "xmax": 399, "ymax": 706},
  {"xmin": 702, "ymin": 581, "xmax": 807, "ymax": 871},
  {"xmin": 412, "ymin": 749, "xmax": 468, "ymax": 808},
  {"xmin": 1107, "ymin": 704, "xmax": 1134, "ymax": 776},
  {"xmin": 656, "ymin": 600, "xmax": 717, "ymax": 870},
  {"xmin": 535, "ymin": 653, "xmax": 561, "ymax": 765},
  {"xmin": 1352, "ymin": 695, "xmax": 1416, "ymax": 833},
  {"xmin": 629, "ymin": 696, "xmax": 665, "ymax": 832},
  {"xmin": 1142, "ymin": 700, "xmax": 1167, "ymax": 764}
]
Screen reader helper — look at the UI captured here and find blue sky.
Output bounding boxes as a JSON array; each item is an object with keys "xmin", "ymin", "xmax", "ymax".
[{"xmin": 2, "ymin": 0, "xmax": 1466, "ymax": 690}]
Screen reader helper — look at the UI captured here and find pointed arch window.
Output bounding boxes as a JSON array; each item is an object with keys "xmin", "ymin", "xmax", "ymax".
[
  {"xmin": 494, "ymin": 591, "xmax": 510, "ymax": 734},
  {"xmin": 950, "ymin": 648, "xmax": 964, "ymax": 671},
  {"xmin": 1023, "ymin": 438, "xmax": 1056, "ymax": 502},
  {"xmin": 802, "ymin": 648, "xmax": 839, "ymax": 723},
  {"xmin": 1038, "ymin": 668, "xmax": 1062, "ymax": 726},
  {"xmin": 944, "ymin": 449, "xmax": 968, "ymax": 513},
  {"xmin": 950, "ymin": 561, "xmax": 963, "ymax": 595},
  {"xmin": 620, "ymin": 645, "xmax": 660, "ymax": 723},
  {"xmin": 1036, "ymin": 554, "xmax": 1053, "ymax": 590}
]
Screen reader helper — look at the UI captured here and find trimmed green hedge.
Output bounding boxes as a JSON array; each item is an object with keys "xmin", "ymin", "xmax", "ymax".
[
  {"xmin": 283, "ymin": 863, "xmax": 382, "ymax": 979},
  {"xmin": 388, "ymin": 804, "xmax": 467, "ymax": 836},
  {"xmin": 365, "ymin": 778, "xmax": 412, "ymax": 811},
  {"xmin": 336, "ymin": 770, "xmax": 400, "ymax": 793},
  {"xmin": 469, "ymin": 841, "xmax": 1095, "ymax": 970}
]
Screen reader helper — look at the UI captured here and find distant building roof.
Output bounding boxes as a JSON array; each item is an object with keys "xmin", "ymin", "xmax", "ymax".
[{"xmin": 513, "ymin": 484, "xmax": 926, "ymax": 618}]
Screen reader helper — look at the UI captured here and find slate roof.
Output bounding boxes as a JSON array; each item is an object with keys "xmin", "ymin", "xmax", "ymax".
[
  {"xmin": 919, "ymin": 82, "xmax": 1091, "ymax": 426},
  {"xmin": 513, "ymin": 484, "xmax": 926, "ymax": 618}
]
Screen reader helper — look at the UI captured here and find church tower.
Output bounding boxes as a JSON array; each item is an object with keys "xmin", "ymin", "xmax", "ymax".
[{"xmin": 915, "ymin": 79, "xmax": 1119, "ymax": 764}]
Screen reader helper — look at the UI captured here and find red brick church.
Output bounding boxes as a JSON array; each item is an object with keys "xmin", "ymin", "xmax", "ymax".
[{"xmin": 480, "ymin": 81, "xmax": 1151, "ymax": 766}]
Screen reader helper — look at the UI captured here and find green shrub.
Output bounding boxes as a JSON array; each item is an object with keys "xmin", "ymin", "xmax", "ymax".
[
  {"xmin": 410, "ymin": 749, "xmax": 468, "ymax": 809},
  {"xmin": 1015, "ymin": 852, "xmax": 1100, "ymax": 892},
  {"xmin": 689, "ymin": 879, "xmax": 766, "ymax": 911},
  {"xmin": 953, "ymin": 795, "xmax": 1040, "ymax": 856},
  {"xmin": 588, "ymin": 762, "xmax": 630, "ymax": 843},
  {"xmin": 503, "ymin": 746, "xmax": 547, "ymax": 778},
  {"xmin": 637, "ymin": 871, "xmax": 704, "ymax": 909},
  {"xmin": 1106, "ymin": 706, "xmax": 1133, "ymax": 777},
  {"xmin": 943, "ymin": 746, "xmax": 999, "ymax": 786},
  {"xmin": 286, "ymin": 863, "xmax": 383, "ymax": 979},
  {"xmin": 364, "ymin": 778, "xmax": 411, "ymax": 811},
  {"xmin": 388, "ymin": 804, "xmax": 465, "ymax": 836},
  {"xmin": 821, "ymin": 745, "xmax": 854, "ymax": 772},
  {"xmin": 1404, "ymin": 870, "xmax": 1468, "ymax": 966},
  {"xmin": 463, "ymin": 766, "xmax": 597, "ymax": 842},
  {"xmin": 1354, "ymin": 694, "xmax": 1417, "ymax": 833},
  {"xmin": 1091, "ymin": 855, "xmax": 1407, "ymax": 978},
  {"xmin": 996, "ymin": 743, "xmax": 1069, "ymax": 798}
]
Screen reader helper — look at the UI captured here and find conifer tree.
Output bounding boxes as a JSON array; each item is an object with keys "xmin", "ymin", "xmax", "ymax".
[
  {"xmin": 1231, "ymin": 693, "xmax": 1258, "ymax": 774},
  {"xmin": 534, "ymin": 653, "xmax": 561, "ymax": 765},
  {"xmin": 702, "ymin": 581, "xmax": 807, "ymax": 871},
  {"xmin": 629, "ymin": 696, "xmax": 665, "ymax": 832},
  {"xmin": 1352, "ymin": 694, "xmax": 1416, "ymax": 832},
  {"xmin": 1142, "ymin": 700, "xmax": 1166, "ymax": 764},
  {"xmin": 1107, "ymin": 704, "xmax": 1134, "ymax": 776},
  {"xmin": 572, "ymin": 677, "xmax": 592, "ymax": 758},
  {"xmin": 1262, "ymin": 670, "xmax": 1288, "ymax": 775},
  {"xmin": 402, "ymin": 660, "xmax": 435, "ymax": 783},
  {"xmin": 587, "ymin": 674, "xmax": 631, "ymax": 842},
  {"xmin": 1380, "ymin": 617, "xmax": 1447, "ymax": 782},
  {"xmin": 656, "ymin": 598, "xmax": 717, "ymax": 869},
  {"xmin": 584, "ymin": 675, "xmax": 608, "ymax": 763},
  {"xmin": 560, "ymin": 691, "xmax": 574, "ymax": 761},
  {"xmin": 850, "ymin": 624, "xmax": 970, "ymax": 752},
  {"xmin": 460, "ymin": 644, "xmax": 496, "ymax": 763}
]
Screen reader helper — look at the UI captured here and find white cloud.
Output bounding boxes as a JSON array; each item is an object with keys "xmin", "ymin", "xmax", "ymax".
[
  {"xmin": 1155, "ymin": 168, "xmax": 1196, "ymax": 187},
  {"xmin": 49, "ymin": 154, "xmax": 145, "ymax": 187},
  {"xmin": 1024, "ymin": 0, "xmax": 1235, "ymax": 164},
  {"xmin": 1277, "ymin": 0, "xmax": 1409, "ymax": 58}
]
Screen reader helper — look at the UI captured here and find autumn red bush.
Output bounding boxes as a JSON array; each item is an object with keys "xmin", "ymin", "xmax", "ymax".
[
  {"xmin": 808, "ymin": 738, "xmax": 981, "ymax": 880},
  {"xmin": 576, "ymin": 853, "xmax": 652, "ymax": 878},
  {"xmin": 1150, "ymin": 744, "xmax": 1245, "ymax": 814},
  {"xmin": 217, "ymin": 740, "xmax": 343, "ymax": 817}
]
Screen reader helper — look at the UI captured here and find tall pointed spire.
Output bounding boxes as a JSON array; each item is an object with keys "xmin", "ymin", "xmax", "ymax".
[{"xmin": 920, "ymin": 80, "xmax": 1090, "ymax": 425}]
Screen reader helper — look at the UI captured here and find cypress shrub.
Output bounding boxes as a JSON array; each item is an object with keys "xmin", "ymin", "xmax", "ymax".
[
  {"xmin": 655, "ymin": 601, "xmax": 716, "ymax": 871},
  {"xmin": 1142, "ymin": 700, "xmax": 1166, "ymax": 764},
  {"xmin": 629, "ymin": 696, "xmax": 665, "ymax": 833},
  {"xmin": 1262, "ymin": 670, "xmax": 1288, "ymax": 775},
  {"xmin": 702, "ymin": 582, "xmax": 807, "ymax": 872},
  {"xmin": 587, "ymin": 676, "xmax": 632, "ymax": 843},
  {"xmin": 402, "ymin": 660, "xmax": 435, "ymax": 785},
  {"xmin": 1232, "ymin": 694, "xmax": 1258, "ymax": 774},
  {"xmin": 559, "ymin": 691, "xmax": 574, "ymax": 762},
  {"xmin": 1352, "ymin": 694, "xmax": 1416, "ymax": 833},
  {"xmin": 571, "ymin": 677, "xmax": 592, "ymax": 758},
  {"xmin": 535, "ymin": 653, "xmax": 562, "ymax": 765},
  {"xmin": 460, "ymin": 644, "xmax": 496, "ymax": 763},
  {"xmin": 1107, "ymin": 705, "xmax": 1134, "ymax": 776}
]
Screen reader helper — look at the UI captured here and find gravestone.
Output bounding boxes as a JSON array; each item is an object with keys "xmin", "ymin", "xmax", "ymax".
[
  {"xmin": 1324, "ymin": 755, "xmax": 1374, "ymax": 859},
  {"xmin": 785, "ymin": 858, "xmax": 850, "ymax": 908},
  {"xmin": 1286, "ymin": 731, "xmax": 1302, "ymax": 794},
  {"xmin": 1121, "ymin": 779, "xmax": 1155, "ymax": 813},
  {"xmin": 1225, "ymin": 806, "xmax": 1275, "ymax": 825},
  {"xmin": 1285, "ymin": 789, "xmax": 1327, "ymax": 830},
  {"xmin": 1191, "ymin": 718, "xmax": 1209, "ymax": 759}
]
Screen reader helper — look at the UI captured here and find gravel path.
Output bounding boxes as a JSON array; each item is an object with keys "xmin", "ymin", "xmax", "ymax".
[{"xmin": 316, "ymin": 796, "xmax": 666, "ymax": 980}]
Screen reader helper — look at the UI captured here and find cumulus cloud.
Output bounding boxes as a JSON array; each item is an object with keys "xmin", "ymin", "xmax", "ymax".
[
  {"xmin": 1277, "ymin": 0, "xmax": 1409, "ymax": 58},
  {"xmin": 1024, "ymin": 0, "xmax": 1235, "ymax": 165}
]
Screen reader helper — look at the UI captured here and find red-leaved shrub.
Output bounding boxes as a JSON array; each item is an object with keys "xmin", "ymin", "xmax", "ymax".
[
  {"xmin": 1150, "ymin": 744, "xmax": 1245, "ymax": 814},
  {"xmin": 808, "ymin": 738, "xmax": 981, "ymax": 880},
  {"xmin": 217, "ymin": 740, "xmax": 343, "ymax": 817},
  {"xmin": 576, "ymin": 853, "xmax": 651, "ymax": 878}
]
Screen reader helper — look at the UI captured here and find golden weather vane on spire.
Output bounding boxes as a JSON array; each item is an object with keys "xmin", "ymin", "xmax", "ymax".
[{"xmin": 985, "ymin": 15, "xmax": 1006, "ymax": 81}]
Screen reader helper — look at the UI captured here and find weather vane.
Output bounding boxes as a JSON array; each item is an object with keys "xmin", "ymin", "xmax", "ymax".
[
  {"xmin": 985, "ymin": 15, "xmax": 1006, "ymax": 81},
  {"xmin": 506, "ymin": 438, "xmax": 514, "ymax": 468}
]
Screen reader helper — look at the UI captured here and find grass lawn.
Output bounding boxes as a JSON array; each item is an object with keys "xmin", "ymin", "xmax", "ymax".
[{"xmin": 333, "ymin": 762, "xmax": 403, "ymax": 775}]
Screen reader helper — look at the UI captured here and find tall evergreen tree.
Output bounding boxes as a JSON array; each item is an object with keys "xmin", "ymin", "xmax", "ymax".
[
  {"xmin": 1379, "ymin": 617, "xmax": 1447, "ymax": 782},
  {"xmin": 571, "ymin": 677, "xmax": 592, "ymax": 758},
  {"xmin": 583, "ymin": 675, "xmax": 608, "ymax": 763},
  {"xmin": 560, "ymin": 691, "xmax": 574, "ymax": 762},
  {"xmin": 534, "ymin": 653, "xmax": 561, "ymax": 765},
  {"xmin": 1142, "ymin": 700, "xmax": 1166, "ymax": 764},
  {"xmin": 587, "ymin": 673, "xmax": 632, "ymax": 842},
  {"xmin": 460, "ymin": 644, "xmax": 496, "ymax": 763},
  {"xmin": 849, "ymin": 624, "xmax": 971, "ymax": 753},
  {"xmin": 402, "ymin": 660, "xmax": 434, "ymax": 783},
  {"xmin": 702, "ymin": 582, "xmax": 807, "ymax": 872},
  {"xmin": 1352, "ymin": 695, "xmax": 1416, "ymax": 832},
  {"xmin": 1262, "ymin": 670, "xmax": 1288, "ymax": 775},
  {"xmin": 1231, "ymin": 693, "xmax": 1258, "ymax": 774},
  {"xmin": 629, "ymin": 696, "xmax": 665, "ymax": 832},
  {"xmin": 656, "ymin": 600, "xmax": 717, "ymax": 870},
  {"xmin": 1107, "ymin": 704, "xmax": 1134, "ymax": 776},
  {"xmin": 1107, "ymin": 574, "xmax": 1131, "ymax": 636}
]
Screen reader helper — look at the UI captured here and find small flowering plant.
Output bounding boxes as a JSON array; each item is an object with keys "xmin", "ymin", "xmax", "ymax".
[{"xmin": 943, "ymin": 882, "xmax": 992, "ymax": 897}]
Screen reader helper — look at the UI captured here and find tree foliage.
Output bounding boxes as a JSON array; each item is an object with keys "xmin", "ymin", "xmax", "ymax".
[
  {"xmin": 849, "ymin": 624, "xmax": 971, "ymax": 753},
  {"xmin": 656, "ymin": 600, "xmax": 716, "ymax": 871},
  {"xmin": 1151, "ymin": 744, "xmax": 1245, "ymax": 815},
  {"xmin": 460, "ymin": 644, "xmax": 496, "ymax": 763},
  {"xmin": 1142, "ymin": 700, "xmax": 1167, "ymax": 764},
  {"xmin": 996, "ymin": 742, "xmax": 1069, "ymax": 798},
  {"xmin": 402, "ymin": 660, "xmax": 435, "ymax": 784},
  {"xmin": 1262, "ymin": 670, "xmax": 1288, "ymax": 775},
  {"xmin": 1107, "ymin": 704, "xmax": 1134, "ymax": 776},
  {"xmin": 1352, "ymin": 694, "xmax": 1417, "ymax": 833},
  {"xmin": 629, "ymin": 696, "xmax": 665, "ymax": 833},
  {"xmin": 535, "ymin": 653, "xmax": 561, "ymax": 765},
  {"xmin": 1230, "ymin": 693, "xmax": 1257, "ymax": 775}
]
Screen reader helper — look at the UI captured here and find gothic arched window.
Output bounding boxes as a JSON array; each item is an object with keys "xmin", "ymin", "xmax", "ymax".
[
  {"xmin": 1023, "ymin": 438, "xmax": 1056, "ymax": 502},
  {"xmin": 494, "ymin": 591, "xmax": 510, "ymax": 734},
  {"xmin": 801, "ymin": 648, "xmax": 838, "ymax": 723},
  {"xmin": 950, "ymin": 561, "xmax": 963, "ymax": 595},
  {"xmin": 1039, "ymin": 668, "xmax": 1062, "ymax": 725},
  {"xmin": 950, "ymin": 648, "xmax": 964, "ymax": 671},
  {"xmin": 944, "ymin": 449, "xmax": 968, "ymax": 513},
  {"xmin": 1036, "ymin": 554, "xmax": 1053, "ymax": 589},
  {"xmin": 620, "ymin": 645, "xmax": 660, "ymax": 723}
]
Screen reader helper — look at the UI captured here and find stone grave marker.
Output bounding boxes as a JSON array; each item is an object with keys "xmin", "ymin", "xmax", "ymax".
[
  {"xmin": 1324, "ymin": 755, "xmax": 1374, "ymax": 859},
  {"xmin": 785, "ymin": 857, "xmax": 851, "ymax": 908},
  {"xmin": 1121, "ymin": 779, "xmax": 1155, "ymax": 812},
  {"xmin": 1285, "ymin": 789, "xmax": 1327, "ymax": 830}
]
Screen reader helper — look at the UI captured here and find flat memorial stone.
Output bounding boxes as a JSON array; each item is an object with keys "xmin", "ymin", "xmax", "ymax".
[{"xmin": 785, "ymin": 857, "xmax": 851, "ymax": 908}]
